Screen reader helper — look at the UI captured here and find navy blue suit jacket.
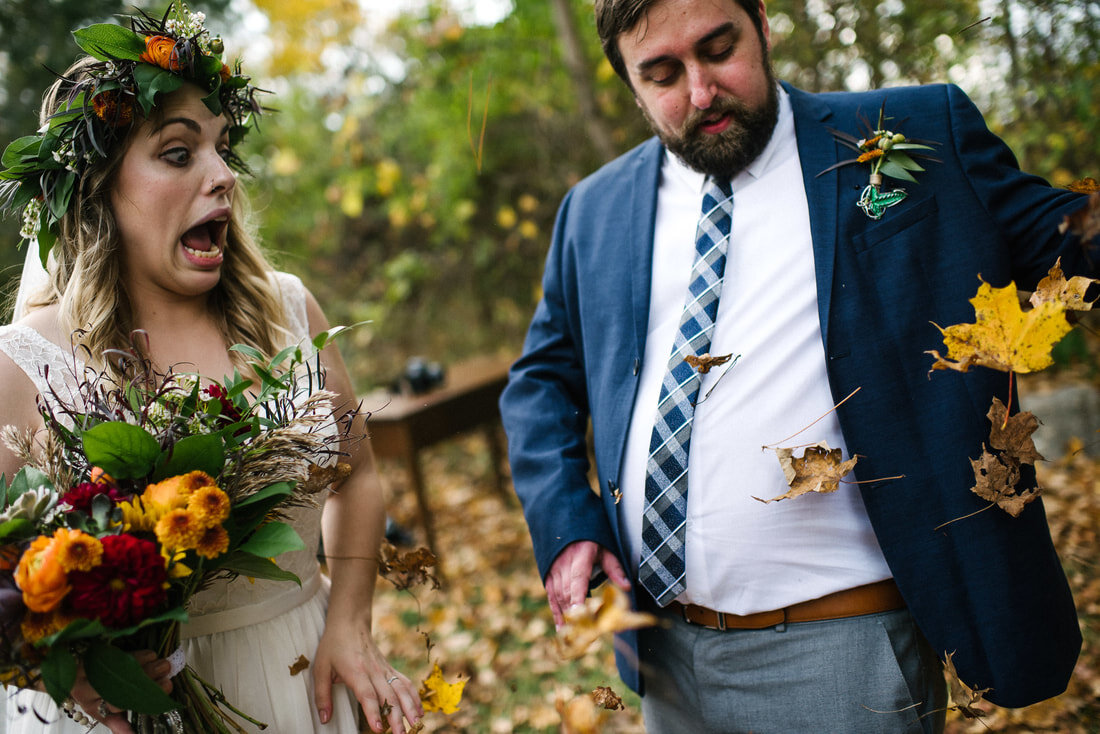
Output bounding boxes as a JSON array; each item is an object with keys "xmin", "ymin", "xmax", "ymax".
[{"xmin": 500, "ymin": 82, "xmax": 1087, "ymax": 707}]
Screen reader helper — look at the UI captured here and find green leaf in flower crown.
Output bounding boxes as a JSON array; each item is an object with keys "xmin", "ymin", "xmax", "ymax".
[
  {"xmin": 1, "ymin": 136, "xmax": 42, "ymax": 168},
  {"xmin": 84, "ymin": 641, "xmax": 179, "ymax": 714},
  {"xmin": 40, "ymin": 644, "xmax": 78, "ymax": 706},
  {"xmin": 238, "ymin": 521, "xmax": 305, "ymax": 558},
  {"xmin": 81, "ymin": 422, "xmax": 161, "ymax": 479},
  {"xmin": 133, "ymin": 65, "xmax": 184, "ymax": 116},
  {"xmin": 36, "ymin": 228, "xmax": 57, "ymax": 269},
  {"xmin": 72, "ymin": 24, "xmax": 147, "ymax": 63},
  {"xmin": 47, "ymin": 173, "xmax": 75, "ymax": 221},
  {"xmin": 210, "ymin": 551, "xmax": 302, "ymax": 584},
  {"xmin": 152, "ymin": 433, "xmax": 225, "ymax": 481}
]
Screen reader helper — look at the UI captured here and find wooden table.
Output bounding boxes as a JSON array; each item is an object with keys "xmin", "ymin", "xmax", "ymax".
[{"xmin": 363, "ymin": 356, "xmax": 514, "ymax": 556}]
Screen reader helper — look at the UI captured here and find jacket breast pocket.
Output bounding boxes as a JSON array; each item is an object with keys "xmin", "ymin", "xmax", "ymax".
[{"xmin": 851, "ymin": 195, "xmax": 938, "ymax": 253}]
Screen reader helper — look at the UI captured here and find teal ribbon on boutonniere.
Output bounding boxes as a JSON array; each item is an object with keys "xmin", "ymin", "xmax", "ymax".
[{"xmin": 817, "ymin": 102, "xmax": 941, "ymax": 220}]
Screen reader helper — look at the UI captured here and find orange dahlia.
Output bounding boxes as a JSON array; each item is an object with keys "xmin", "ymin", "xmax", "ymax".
[{"xmin": 139, "ymin": 35, "xmax": 181, "ymax": 71}]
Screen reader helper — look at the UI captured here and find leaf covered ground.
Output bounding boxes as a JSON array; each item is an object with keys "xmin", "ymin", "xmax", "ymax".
[{"xmin": 369, "ymin": 425, "xmax": 1098, "ymax": 733}]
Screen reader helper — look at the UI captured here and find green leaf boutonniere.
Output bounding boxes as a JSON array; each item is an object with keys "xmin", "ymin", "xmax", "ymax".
[{"xmin": 819, "ymin": 102, "xmax": 941, "ymax": 220}]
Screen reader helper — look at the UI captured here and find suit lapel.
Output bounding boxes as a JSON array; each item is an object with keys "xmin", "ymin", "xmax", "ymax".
[
  {"xmin": 628, "ymin": 139, "xmax": 664, "ymax": 362},
  {"xmin": 784, "ymin": 83, "xmax": 840, "ymax": 348}
]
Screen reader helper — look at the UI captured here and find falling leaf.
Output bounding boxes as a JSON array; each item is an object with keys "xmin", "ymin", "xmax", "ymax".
[
  {"xmin": 610, "ymin": 487, "xmax": 623, "ymax": 504},
  {"xmin": 301, "ymin": 461, "xmax": 352, "ymax": 493},
  {"xmin": 943, "ymin": 651, "xmax": 991, "ymax": 719},
  {"xmin": 556, "ymin": 692, "xmax": 605, "ymax": 734},
  {"xmin": 754, "ymin": 442, "xmax": 858, "ymax": 503},
  {"xmin": 987, "ymin": 398, "xmax": 1044, "ymax": 465},
  {"xmin": 1058, "ymin": 191, "xmax": 1100, "ymax": 243},
  {"xmin": 683, "ymin": 353, "xmax": 732, "ymax": 374},
  {"xmin": 288, "ymin": 654, "xmax": 310, "ymax": 676},
  {"xmin": 1028, "ymin": 257, "xmax": 1099, "ymax": 311},
  {"xmin": 1066, "ymin": 177, "xmax": 1099, "ymax": 194},
  {"xmin": 591, "ymin": 685, "xmax": 624, "ymax": 711},
  {"xmin": 927, "ymin": 278, "xmax": 1072, "ymax": 374},
  {"xmin": 378, "ymin": 541, "xmax": 440, "ymax": 591},
  {"xmin": 557, "ymin": 585, "xmax": 658, "ymax": 660},
  {"xmin": 970, "ymin": 446, "xmax": 1039, "ymax": 517},
  {"xmin": 419, "ymin": 664, "xmax": 465, "ymax": 714}
]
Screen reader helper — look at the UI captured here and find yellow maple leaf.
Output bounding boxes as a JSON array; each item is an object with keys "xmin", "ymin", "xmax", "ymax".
[
  {"xmin": 755, "ymin": 442, "xmax": 858, "ymax": 503},
  {"xmin": 1028, "ymin": 257, "xmax": 1100, "ymax": 311},
  {"xmin": 418, "ymin": 664, "xmax": 465, "ymax": 714},
  {"xmin": 927, "ymin": 278, "xmax": 1071, "ymax": 374}
]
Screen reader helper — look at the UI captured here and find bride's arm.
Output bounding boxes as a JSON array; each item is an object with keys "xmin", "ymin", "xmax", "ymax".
[
  {"xmin": 304, "ymin": 291, "xmax": 423, "ymax": 734},
  {"xmin": 0, "ymin": 355, "xmax": 46, "ymax": 480}
]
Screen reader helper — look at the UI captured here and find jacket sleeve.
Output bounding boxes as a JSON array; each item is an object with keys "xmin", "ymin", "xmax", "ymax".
[{"xmin": 499, "ymin": 188, "xmax": 619, "ymax": 581}]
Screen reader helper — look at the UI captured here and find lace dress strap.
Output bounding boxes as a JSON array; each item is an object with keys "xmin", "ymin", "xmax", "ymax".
[
  {"xmin": 272, "ymin": 271, "xmax": 311, "ymax": 343},
  {"xmin": 0, "ymin": 325, "xmax": 86, "ymax": 419}
]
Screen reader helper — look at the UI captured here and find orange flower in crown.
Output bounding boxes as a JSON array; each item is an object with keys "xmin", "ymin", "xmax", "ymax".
[
  {"xmin": 140, "ymin": 35, "xmax": 182, "ymax": 71},
  {"xmin": 91, "ymin": 91, "xmax": 134, "ymax": 128},
  {"xmin": 13, "ymin": 536, "xmax": 70, "ymax": 613}
]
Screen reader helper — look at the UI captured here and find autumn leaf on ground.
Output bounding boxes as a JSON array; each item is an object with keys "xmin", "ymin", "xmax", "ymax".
[
  {"xmin": 754, "ymin": 442, "xmax": 858, "ymax": 503},
  {"xmin": 378, "ymin": 541, "xmax": 440, "ymax": 591},
  {"xmin": 1028, "ymin": 257, "xmax": 1100, "ymax": 311},
  {"xmin": 684, "ymin": 352, "xmax": 732, "ymax": 374},
  {"xmin": 419, "ymin": 663, "xmax": 465, "ymax": 714},
  {"xmin": 557, "ymin": 584, "xmax": 658, "ymax": 660},
  {"xmin": 970, "ymin": 446, "xmax": 1040, "ymax": 517},
  {"xmin": 928, "ymin": 278, "xmax": 1071, "ymax": 374},
  {"xmin": 943, "ymin": 651, "xmax": 991, "ymax": 719},
  {"xmin": 591, "ymin": 685, "xmax": 625, "ymax": 711},
  {"xmin": 1059, "ymin": 191, "xmax": 1100, "ymax": 243},
  {"xmin": 288, "ymin": 654, "xmax": 309, "ymax": 676},
  {"xmin": 556, "ymin": 691, "xmax": 605, "ymax": 734},
  {"xmin": 987, "ymin": 397, "xmax": 1044, "ymax": 465}
]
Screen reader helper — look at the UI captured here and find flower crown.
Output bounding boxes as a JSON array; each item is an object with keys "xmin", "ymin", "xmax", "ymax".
[{"xmin": 0, "ymin": 2, "xmax": 263, "ymax": 262}]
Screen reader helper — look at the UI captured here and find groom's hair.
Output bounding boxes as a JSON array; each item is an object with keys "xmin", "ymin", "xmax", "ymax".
[{"xmin": 594, "ymin": 0, "xmax": 765, "ymax": 87}]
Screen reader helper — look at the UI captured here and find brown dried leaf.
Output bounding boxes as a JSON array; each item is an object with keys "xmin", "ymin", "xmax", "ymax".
[
  {"xmin": 683, "ymin": 352, "xmax": 732, "ymax": 374},
  {"xmin": 1059, "ymin": 191, "xmax": 1100, "ymax": 242},
  {"xmin": 1066, "ymin": 177, "xmax": 1100, "ymax": 194},
  {"xmin": 378, "ymin": 541, "xmax": 440, "ymax": 591},
  {"xmin": 557, "ymin": 585, "xmax": 658, "ymax": 660},
  {"xmin": 591, "ymin": 685, "xmax": 624, "ymax": 711},
  {"xmin": 755, "ymin": 442, "xmax": 858, "ymax": 503},
  {"xmin": 1029, "ymin": 257, "xmax": 1100, "ymax": 311},
  {"xmin": 556, "ymin": 692, "xmax": 605, "ymax": 734},
  {"xmin": 301, "ymin": 461, "xmax": 353, "ymax": 493},
  {"xmin": 288, "ymin": 654, "xmax": 310, "ymax": 676},
  {"xmin": 970, "ymin": 446, "xmax": 1040, "ymax": 517},
  {"xmin": 987, "ymin": 398, "xmax": 1044, "ymax": 465},
  {"xmin": 943, "ymin": 650, "xmax": 991, "ymax": 719}
]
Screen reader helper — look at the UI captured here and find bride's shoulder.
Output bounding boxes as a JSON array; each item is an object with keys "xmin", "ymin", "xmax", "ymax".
[{"xmin": 5, "ymin": 304, "xmax": 64, "ymax": 345}]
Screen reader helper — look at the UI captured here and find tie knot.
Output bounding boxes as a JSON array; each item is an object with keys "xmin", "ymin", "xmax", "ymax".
[{"xmin": 706, "ymin": 176, "xmax": 732, "ymax": 201}]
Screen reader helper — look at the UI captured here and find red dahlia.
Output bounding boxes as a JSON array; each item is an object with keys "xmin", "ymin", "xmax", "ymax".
[
  {"xmin": 59, "ymin": 482, "xmax": 126, "ymax": 515},
  {"xmin": 66, "ymin": 535, "xmax": 166, "ymax": 627}
]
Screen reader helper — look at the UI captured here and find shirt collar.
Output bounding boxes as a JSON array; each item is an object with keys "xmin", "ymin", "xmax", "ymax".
[{"xmin": 664, "ymin": 84, "xmax": 794, "ymax": 194}]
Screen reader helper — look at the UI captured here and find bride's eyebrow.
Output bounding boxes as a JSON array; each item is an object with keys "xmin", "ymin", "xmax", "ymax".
[{"xmin": 153, "ymin": 118, "xmax": 231, "ymax": 138}]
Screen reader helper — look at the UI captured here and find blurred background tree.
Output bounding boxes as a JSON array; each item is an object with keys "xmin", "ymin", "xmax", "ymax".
[{"xmin": 1, "ymin": 0, "xmax": 1096, "ymax": 389}]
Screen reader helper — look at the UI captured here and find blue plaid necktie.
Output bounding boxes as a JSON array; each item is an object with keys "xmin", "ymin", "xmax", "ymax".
[{"xmin": 639, "ymin": 177, "xmax": 733, "ymax": 606}]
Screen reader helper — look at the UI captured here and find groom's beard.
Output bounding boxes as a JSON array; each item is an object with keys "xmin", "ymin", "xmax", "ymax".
[{"xmin": 643, "ymin": 65, "xmax": 780, "ymax": 180}]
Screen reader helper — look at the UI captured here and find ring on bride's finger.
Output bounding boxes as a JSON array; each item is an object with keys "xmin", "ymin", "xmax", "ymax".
[
  {"xmin": 386, "ymin": 675, "xmax": 399, "ymax": 684},
  {"xmin": 97, "ymin": 699, "xmax": 111, "ymax": 719}
]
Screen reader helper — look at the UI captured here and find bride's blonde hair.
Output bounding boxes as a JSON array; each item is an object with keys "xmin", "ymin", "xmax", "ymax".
[{"xmin": 24, "ymin": 58, "xmax": 290, "ymax": 373}]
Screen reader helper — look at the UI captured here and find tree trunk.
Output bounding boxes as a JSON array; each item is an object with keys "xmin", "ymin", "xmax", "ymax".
[{"xmin": 548, "ymin": 0, "xmax": 619, "ymax": 162}]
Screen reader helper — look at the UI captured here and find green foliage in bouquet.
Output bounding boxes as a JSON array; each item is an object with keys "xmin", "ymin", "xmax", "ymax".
[{"xmin": 0, "ymin": 327, "xmax": 354, "ymax": 731}]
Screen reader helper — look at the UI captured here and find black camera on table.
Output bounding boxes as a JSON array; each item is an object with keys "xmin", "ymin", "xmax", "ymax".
[{"xmin": 392, "ymin": 357, "xmax": 445, "ymax": 395}]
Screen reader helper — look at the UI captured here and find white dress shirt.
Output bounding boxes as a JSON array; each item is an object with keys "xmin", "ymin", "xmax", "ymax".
[{"xmin": 618, "ymin": 88, "xmax": 892, "ymax": 614}]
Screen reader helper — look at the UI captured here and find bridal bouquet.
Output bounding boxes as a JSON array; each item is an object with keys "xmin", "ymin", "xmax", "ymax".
[{"xmin": 0, "ymin": 329, "xmax": 351, "ymax": 732}]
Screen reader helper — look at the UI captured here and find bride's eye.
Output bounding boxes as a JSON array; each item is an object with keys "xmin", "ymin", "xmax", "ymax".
[{"xmin": 161, "ymin": 147, "xmax": 191, "ymax": 166}]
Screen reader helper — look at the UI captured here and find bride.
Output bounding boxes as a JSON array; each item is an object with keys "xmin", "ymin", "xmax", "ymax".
[{"xmin": 0, "ymin": 6, "xmax": 421, "ymax": 733}]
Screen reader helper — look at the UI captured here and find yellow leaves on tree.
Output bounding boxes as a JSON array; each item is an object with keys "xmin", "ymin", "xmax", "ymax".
[
  {"xmin": 419, "ymin": 664, "xmax": 465, "ymax": 715},
  {"xmin": 943, "ymin": 651, "xmax": 991, "ymax": 719},
  {"xmin": 754, "ymin": 443, "xmax": 858, "ymax": 504},
  {"xmin": 929, "ymin": 259, "xmax": 1099, "ymax": 374},
  {"xmin": 556, "ymin": 585, "xmax": 657, "ymax": 660}
]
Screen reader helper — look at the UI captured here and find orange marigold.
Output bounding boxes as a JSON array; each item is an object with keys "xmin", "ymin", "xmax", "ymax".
[
  {"xmin": 857, "ymin": 149, "xmax": 885, "ymax": 163},
  {"xmin": 52, "ymin": 528, "xmax": 103, "ymax": 573},
  {"xmin": 155, "ymin": 509, "xmax": 205, "ymax": 551},
  {"xmin": 139, "ymin": 35, "xmax": 181, "ymax": 71},
  {"xmin": 194, "ymin": 525, "xmax": 230, "ymax": 560},
  {"xmin": 187, "ymin": 486, "xmax": 230, "ymax": 526},
  {"xmin": 13, "ymin": 537, "xmax": 70, "ymax": 613}
]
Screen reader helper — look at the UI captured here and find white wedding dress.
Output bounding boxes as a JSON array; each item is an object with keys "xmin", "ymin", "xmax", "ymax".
[{"xmin": 0, "ymin": 272, "xmax": 360, "ymax": 733}]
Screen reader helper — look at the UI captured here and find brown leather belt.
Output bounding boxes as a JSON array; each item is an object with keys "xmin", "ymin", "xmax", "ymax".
[{"xmin": 666, "ymin": 579, "xmax": 905, "ymax": 631}]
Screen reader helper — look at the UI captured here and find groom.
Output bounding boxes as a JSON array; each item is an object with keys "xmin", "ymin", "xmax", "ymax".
[{"xmin": 500, "ymin": 0, "xmax": 1090, "ymax": 731}]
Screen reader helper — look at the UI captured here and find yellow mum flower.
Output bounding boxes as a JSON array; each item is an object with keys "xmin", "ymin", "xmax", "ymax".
[
  {"xmin": 155, "ymin": 509, "xmax": 204, "ymax": 551},
  {"xmin": 194, "ymin": 525, "xmax": 230, "ymax": 560},
  {"xmin": 116, "ymin": 497, "xmax": 160, "ymax": 533},
  {"xmin": 21, "ymin": 610, "xmax": 72, "ymax": 643},
  {"xmin": 187, "ymin": 486, "xmax": 230, "ymax": 527},
  {"xmin": 144, "ymin": 471, "xmax": 217, "ymax": 512},
  {"xmin": 52, "ymin": 529, "xmax": 103, "ymax": 573}
]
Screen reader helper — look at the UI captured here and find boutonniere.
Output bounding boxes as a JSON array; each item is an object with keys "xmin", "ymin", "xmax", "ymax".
[{"xmin": 819, "ymin": 102, "xmax": 940, "ymax": 220}]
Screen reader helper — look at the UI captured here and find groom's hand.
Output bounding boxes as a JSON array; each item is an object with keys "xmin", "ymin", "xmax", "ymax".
[{"xmin": 545, "ymin": 541, "xmax": 631, "ymax": 627}]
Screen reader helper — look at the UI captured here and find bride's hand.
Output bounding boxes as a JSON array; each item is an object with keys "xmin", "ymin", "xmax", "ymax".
[
  {"xmin": 313, "ymin": 620, "xmax": 422, "ymax": 734},
  {"xmin": 68, "ymin": 650, "xmax": 172, "ymax": 734}
]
